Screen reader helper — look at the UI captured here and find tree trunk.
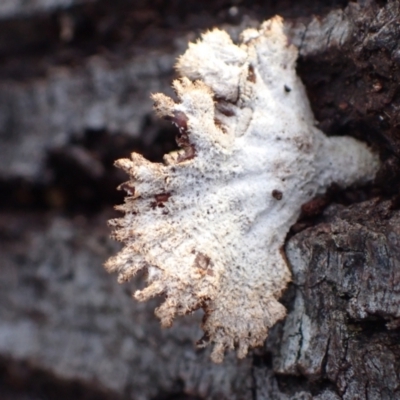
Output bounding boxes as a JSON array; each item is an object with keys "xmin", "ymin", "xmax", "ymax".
[{"xmin": 1, "ymin": 1, "xmax": 399, "ymax": 399}]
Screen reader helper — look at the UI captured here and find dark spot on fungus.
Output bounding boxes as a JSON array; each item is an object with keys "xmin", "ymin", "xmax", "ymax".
[
  {"xmin": 164, "ymin": 110, "xmax": 189, "ymax": 134},
  {"xmin": 194, "ymin": 252, "xmax": 214, "ymax": 277},
  {"xmin": 164, "ymin": 109, "xmax": 196, "ymax": 163},
  {"xmin": 151, "ymin": 192, "xmax": 171, "ymax": 209},
  {"xmin": 165, "ymin": 113, "xmax": 197, "ymax": 163},
  {"xmin": 175, "ymin": 129, "xmax": 190, "ymax": 148},
  {"xmin": 272, "ymin": 190, "xmax": 283, "ymax": 200},
  {"xmin": 247, "ymin": 65, "xmax": 256, "ymax": 83},
  {"xmin": 155, "ymin": 193, "xmax": 171, "ymax": 203},
  {"xmin": 118, "ymin": 182, "xmax": 135, "ymax": 196},
  {"xmin": 177, "ymin": 144, "xmax": 196, "ymax": 163},
  {"xmin": 195, "ymin": 252, "xmax": 211, "ymax": 270},
  {"xmin": 284, "ymin": 85, "xmax": 291, "ymax": 93},
  {"xmin": 216, "ymin": 102, "xmax": 235, "ymax": 117},
  {"xmin": 214, "ymin": 118, "xmax": 227, "ymax": 133}
]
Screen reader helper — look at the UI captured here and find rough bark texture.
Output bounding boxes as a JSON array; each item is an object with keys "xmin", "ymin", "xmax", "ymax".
[
  {"xmin": 1, "ymin": 1, "xmax": 400, "ymax": 399},
  {"xmin": 268, "ymin": 199, "xmax": 400, "ymax": 399}
]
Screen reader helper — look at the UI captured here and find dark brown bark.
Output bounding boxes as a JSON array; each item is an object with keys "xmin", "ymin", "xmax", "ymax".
[{"xmin": 0, "ymin": 1, "xmax": 399, "ymax": 399}]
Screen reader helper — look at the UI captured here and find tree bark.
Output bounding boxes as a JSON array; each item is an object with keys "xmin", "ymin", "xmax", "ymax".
[{"xmin": 1, "ymin": 1, "xmax": 399, "ymax": 399}]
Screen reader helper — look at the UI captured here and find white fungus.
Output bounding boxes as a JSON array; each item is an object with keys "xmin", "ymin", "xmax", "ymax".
[{"xmin": 105, "ymin": 16, "xmax": 379, "ymax": 363}]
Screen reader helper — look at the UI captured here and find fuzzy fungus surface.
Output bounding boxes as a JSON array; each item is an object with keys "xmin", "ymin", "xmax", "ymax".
[{"xmin": 105, "ymin": 17, "xmax": 379, "ymax": 363}]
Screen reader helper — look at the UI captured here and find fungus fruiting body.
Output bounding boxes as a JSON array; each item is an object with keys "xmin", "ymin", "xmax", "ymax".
[{"xmin": 105, "ymin": 17, "xmax": 379, "ymax": 363}]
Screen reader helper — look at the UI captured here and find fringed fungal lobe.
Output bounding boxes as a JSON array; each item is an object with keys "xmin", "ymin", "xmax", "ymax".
[{"xmin": 105, "ymin": 17, "xmax": 379, "ymax": 363}]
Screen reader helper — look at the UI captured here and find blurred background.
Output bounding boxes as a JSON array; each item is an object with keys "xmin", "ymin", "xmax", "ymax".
[{"xmin": 1, "ymin": 1, "xmax": 398, "ymax": 399}]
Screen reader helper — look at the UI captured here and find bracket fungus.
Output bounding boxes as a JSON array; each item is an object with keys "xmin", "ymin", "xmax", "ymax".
[{"xmin": 105, "ymin": 17, "xmax": 379, "ymax": 363}]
